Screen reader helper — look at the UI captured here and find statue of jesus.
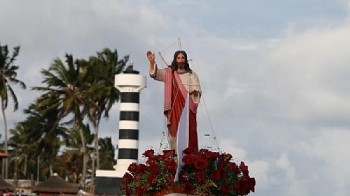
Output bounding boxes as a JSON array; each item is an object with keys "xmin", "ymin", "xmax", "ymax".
[{"xmin": 147, "ymin": 50, "xmax": 201, "ymax": 150}]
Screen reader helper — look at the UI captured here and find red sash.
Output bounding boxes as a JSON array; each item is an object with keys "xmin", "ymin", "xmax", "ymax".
[{"xmin": 163, "ymin": 67, "xmax": 198, "ymax": 150}]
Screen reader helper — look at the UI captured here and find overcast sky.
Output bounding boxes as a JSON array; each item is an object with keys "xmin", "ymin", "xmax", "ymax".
[{"xmin": 1, "ymin": 0, "xmax": 350, "ymax": 195}]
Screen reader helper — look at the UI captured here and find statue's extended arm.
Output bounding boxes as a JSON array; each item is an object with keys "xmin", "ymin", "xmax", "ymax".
[
  {"xmin": 147, "ymin": 50, "xmax": 166, "ymax": 82},
  {"xmin": 147, "ymin": 50, "xmax": 156, "ymax": 77}
]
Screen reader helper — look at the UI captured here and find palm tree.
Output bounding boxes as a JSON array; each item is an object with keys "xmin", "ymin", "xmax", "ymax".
[
  {"xmin": 0, "ymin": 44, "xmax": 26, "ymax": 178},
  {"xmin": 98, "ymin": 137, "xmax": 115, "ymax": 170},
  {"xmin": 32, "ymin": 54, "xmax": 96, "ymax": 187},
  {"xmin": 87, "ymin": 48, "xmax": 128, "ymax": 169},
  {"xmin": 54, "ymin": 148, "xmax": 82, "ymax": 183},
  {"xmin": 85, "ymin": 49, "xmax": 128, "ymax": 192},
  {"xmin": 53, "ymin": 124, "xmax": 93, "ymax": 184},
  {"xmin": 8, "ymin": 119, "xmax": 38, "ymax": 180},
  {"xmin": 9, "ymin": 100, "xmax": 68, "ymax": 179}
]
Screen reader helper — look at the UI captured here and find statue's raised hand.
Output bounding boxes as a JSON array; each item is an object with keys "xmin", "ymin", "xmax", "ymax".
[{"xmin": 146, "ymin": 50, "xmax": 155, "ymax": 64}]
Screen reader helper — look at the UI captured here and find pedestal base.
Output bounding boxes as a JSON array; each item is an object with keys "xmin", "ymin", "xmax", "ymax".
[{"xmin": 95, "ymin": 176, "xmax": 123, "ymax": 195}]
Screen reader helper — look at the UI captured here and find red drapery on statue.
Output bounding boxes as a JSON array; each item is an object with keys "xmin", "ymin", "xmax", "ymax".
[{"xmin": 163, "ymin": 67, "xmax": 198, "ymax": 150}]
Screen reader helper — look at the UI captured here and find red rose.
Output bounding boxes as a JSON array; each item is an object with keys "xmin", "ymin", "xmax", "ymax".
[
  {"xmin": 180, "ymin": 172, "xmax": 190, "ymax": 183},
  {"xmin": 122, "ymin": 172, "xmax": 133, "ymax": 181},
  {"xmin": 221, "ymin": 184, "xmax": 230, "ymax": 193},
  {"xmin": 220, "ymin": 169, "xmax": 227, "ymax": 178},
  {"xmin": 183, "ymin": 147, "xmax": 196, "ymax": 154},
  {"xmin": 194, "ymin": 172, "xmax": 206, "ymax": 181},
  {"xmin": 208, "ymin": 151, "xmax": 220, "ymax": 160},
  {"xmin": 184, "ymin": 183, "xmax": 195, "ymax": 192},
  {"xmin": 240, "ymin": 161, "xmax": 249, "ymax": 175},
  {"xmin": 165, "ymin": 159, "xmax": 177, "ymax": 173},
  {"xmin": 182, "ymin": 154, "xmax": 194, "ymax": 165},
  {"xmin": 240, "ymin": 175, "xmax": 252, "ymax": 194},
  {"xmin": 219, "ymin": 161, "xmax": 227, "ymax": 168},
  {"xmin": 163, "ymin": 149, "xmax": 175, "ymax": 157},
  {"xmin": 127, "ymin": 163, "xmax": 138, "ymax": 173},
  {"xmin": 227, "ymin": 162, "xmax": 240, "ymax": 174},
  {"xmin": 124, "ymin": 187, "xmax": 132, "ymax": 195},
  {"xmin": 147, "ymin": 172, "xmax": 157, "ymax": 185},
  {"xmin": 210, "ymin": 169, "xmax": 221, "ymax": 180},
  {"xmin": 234, "ymin": 181, "xmax": 243, "ymax": 195},
  {"xmin": 199, "ymin": 149, "xmax": 219, "ymax": 160},
  {"xmin": 149, "ymin": 162, "xmax": 160, "ymax": 173},
  {"xmin": 137, "ymin": 164, "xmax": 148, "ymax": 172},
  {"xmin": 194, "ymin": 157, "xmax": 209, "ymax": 170},
  {"xmin": 136, "ymin": 186, "xmax": 146, "ymax": 196},
  {"xmin": 143, "ymin": 149, "xmax": 154, "ymax": 157},
  {"xmin": 248, "ymin": 177, "xmax": 256, "ymax": 192},
  {"xmin": 165, "ymin": 175, "xmax": 176, "ymax": 185}
]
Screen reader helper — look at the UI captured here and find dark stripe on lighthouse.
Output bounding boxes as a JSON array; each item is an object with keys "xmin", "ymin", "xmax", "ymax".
[
  {"xmin": 121, "ymin": 92, "xmax": 139, "ymax": 103},
  {"xmin": 119, "ymin": 111, "xmax": 139, "ymax": 121},
  {"xmin": 118, "ymin": 149, "xmax": 138, "ymax": 159},
  {"xmin": 119, "ymin": 129, "xmax": 139, "ymax": 140}
]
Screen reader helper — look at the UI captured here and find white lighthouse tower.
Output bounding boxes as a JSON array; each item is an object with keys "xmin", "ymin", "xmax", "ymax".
[
  {"xmin": 95, "ymin": 63, "xmax": 146, "ymax": 195},
  {"xmin": 113, "ymin": 66, "xmax": 146, "ymax": 177}
]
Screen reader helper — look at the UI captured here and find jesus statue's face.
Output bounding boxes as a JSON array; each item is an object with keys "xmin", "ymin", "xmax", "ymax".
[{"xmin": 176, "ymin": 53, "xmax": 186, "ymax": 68}]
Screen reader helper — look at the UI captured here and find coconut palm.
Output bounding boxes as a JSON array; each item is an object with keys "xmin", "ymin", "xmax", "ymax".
[
  {"xmin": 0, "ymin": 44, "xmax": 26, "ymax": 178},
  {"xmin": 9, "ymin": 100, "xmax": 68, "ymax": 179},
  {"xmin": 87, "ymin": 48, "xmax": 128, "ymax": 168},
  {"xmin": 8, "ymin": 118, "xmax": 39, "ymax": 180},
  {"xmin": 98, "ymin": 137, "xmax": 115, "ymax": 170},
  {"xmin": 32, "ymin": 54, "xmax": 97, "ymax": 188},
  {"xmin": 53, "ymin": 123, "xmax": 93, "ymax": 184},
  {"xmin": 85, "ymin": 49, "xmax": 128, "ymax": 192}
]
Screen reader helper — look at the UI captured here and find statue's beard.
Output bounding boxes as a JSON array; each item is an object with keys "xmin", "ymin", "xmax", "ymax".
[{"xmin": 177, "ymin": 63, "xmax": 185, "ymax": 69}]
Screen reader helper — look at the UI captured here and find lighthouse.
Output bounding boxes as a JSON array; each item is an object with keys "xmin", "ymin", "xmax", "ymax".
[
  {"xmin": 95, "ymin": 64, "xmax": 146, "ymax": 195},
  {"xmin": 113, "ymin": 66, "xmax": 146, "ymax": 177}
]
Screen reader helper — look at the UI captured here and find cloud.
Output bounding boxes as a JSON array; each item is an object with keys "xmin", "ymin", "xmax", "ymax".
[
  {"xmin": 340, "ymin": 0, "xmax": 350, "ymax": 12},
  {"xmin": 296, "ymin": 128, "xmax": 350, "ymax": 196},
  {"xmin": 261, "ymin": 23, "xmax": 350, "ymax": 124},
  {"xmin": 248, "ymin": 22, "xmax": 350, "ymax": 195}
]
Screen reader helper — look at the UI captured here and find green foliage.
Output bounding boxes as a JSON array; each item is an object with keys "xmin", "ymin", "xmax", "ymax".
[
  {"xmin": 0, "ymin": 44, "xmax": 26, "ymax": 110},
  {"xmin": 98, "ymin": 137, "xmax": 116, "ymax": 169},
  {"xmin": 4, "ymin": 47, "xmax": 129, "ymax": 187}
]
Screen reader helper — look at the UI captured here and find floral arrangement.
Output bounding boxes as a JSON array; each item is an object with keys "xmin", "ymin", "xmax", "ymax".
[{"xmin": 121, "ymin": 147, "xmax": 256, "ymax": 196}]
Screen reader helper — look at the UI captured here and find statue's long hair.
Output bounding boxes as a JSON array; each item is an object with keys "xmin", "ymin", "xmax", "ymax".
[{"xmin": 170, "ymin": 50, "xmax": 192, "ymax": 73}]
